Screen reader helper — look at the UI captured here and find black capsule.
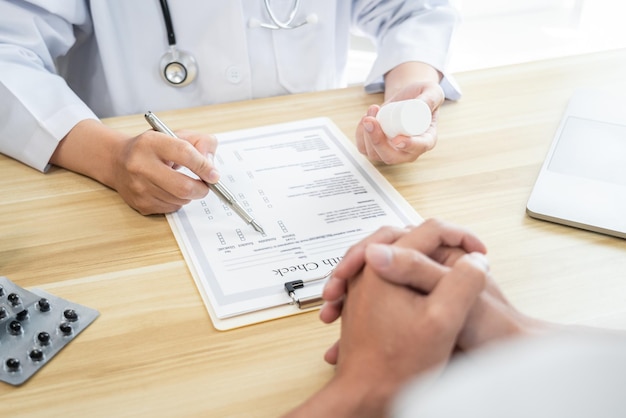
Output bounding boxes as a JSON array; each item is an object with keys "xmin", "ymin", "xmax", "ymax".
[
  {"xmin": 63, "ymin": 309, "xmax": 78, "ymax": 322},
  {"xmin": 59, "ymin": 322, "xmax": 73, "ymax": 335},
  {"xmin": 37, "ymin": 298, "xmax": 51, "ymax": 312},
  {"xmin": 8, "ymin": 320, "xmax": 22, "ymax": 335},
  {"xmin": 37, "ymin": 331, "xmax": 51, "ymax": 346},
  {"xmin": 5, "ymin": 358, "xmax": 20, "ymax": 372},
  {"xmin": 7, "ymin": 293, "xmax": 20, "ymax": 306},
  {"xmin": 29, "ymin": 349, "xmax": 44, "ymax": 362},
  {"xmin": 16, "ymin": 309, "xmax": 29, "ymax": 321},
  {"xmin": 0, "ymin": 307, "xmax": 7, "ymax": 320}
]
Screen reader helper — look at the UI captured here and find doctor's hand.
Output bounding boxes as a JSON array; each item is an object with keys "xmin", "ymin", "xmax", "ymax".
[
  {"xmin": 51, "ymin": 119, "xmax": 220, "ymax": 215},
  {"xmin": 285, "ymin": 248, "xmax": 487, "ymax": 418},
  {"xmin": 111, "ymin": 128, "xmax": 220, "ymax": 215},
  {"xmin": 355, "ymin": 81, "xmax": 444, "ymax": 164}
]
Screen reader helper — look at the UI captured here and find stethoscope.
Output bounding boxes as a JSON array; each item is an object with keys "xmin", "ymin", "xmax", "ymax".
[
  {"xmin": 158, "ymin": 0, "xmax": 197, "ymax": 87},
  {"xmin": 248, "ymin": 0, "xmax": 318, "ymax": 30},
  {"xmin": 158, "ymin": 0, "xmax": 317, "ymax": 87}
]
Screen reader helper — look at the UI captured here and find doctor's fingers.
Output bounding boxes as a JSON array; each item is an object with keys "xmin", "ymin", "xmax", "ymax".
[
  {"xmin": 356, "ymin": 105, "xmax": 421, "ymax": 164},
  {"xmin": 117, "ymin": 176, "xmax": 194, "ymax": 215},
  {"xmin": 360, "ymin": 115, "xmax": 404, "ymax": 164},
  {"xmin": 151, "ymin": 131, "xmax": 221, "ymax": 185},
  {"xmin": 148, "ymin": 162, "xmax": 212, "ymax": 204},
  {"xmin": 356, "ymin": 113, "xmax": 384, "ymax": 162},
  {"xmin": 123, "ymin": 140, "xmax": 211, "ymax": 202},
  {"xmin": 383, "ymin": 110, "xmax": 441, "ymax": 164},
  {"xmin": 175, "ymin": 129, "xmax": 219, "ymax": 158},
  {"xmin": 360, "ymin": 116, "xmax": 433, "ymax": 164}
]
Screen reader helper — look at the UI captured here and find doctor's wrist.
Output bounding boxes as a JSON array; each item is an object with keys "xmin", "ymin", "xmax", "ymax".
[
  {"xmin": 383, "ymin": 62, "xmax": 442, "ymax": 102},
  {"xmin": 51, "ymin": 119, "xmax": 130, "ymax": 190}
]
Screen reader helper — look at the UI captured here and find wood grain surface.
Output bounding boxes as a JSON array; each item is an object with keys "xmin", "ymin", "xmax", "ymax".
[{"xmin": 1, "ymin": 49, "xmax": 626, "ymax": 417}]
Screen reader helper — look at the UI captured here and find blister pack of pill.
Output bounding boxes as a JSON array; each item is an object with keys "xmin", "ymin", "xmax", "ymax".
[{"xmin": 0, "ymin": 276, "xmax": 99, "ymax": 386}]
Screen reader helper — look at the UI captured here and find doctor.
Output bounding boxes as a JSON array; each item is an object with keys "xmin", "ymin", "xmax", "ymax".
[{"xmin": 0, "ymin": 1, "xmax": 460, "ymax": 215}]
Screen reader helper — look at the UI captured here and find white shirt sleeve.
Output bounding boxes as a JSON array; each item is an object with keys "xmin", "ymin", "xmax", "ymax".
[
  {"xmin": 392, "ymin": 332, "xmax": 626, "ymax": 418},
  {"xmin": 0, "ymin": 0, "xmax": 97, "ymax": 172},
  {"xmin": 352, "ymin": 0, "xmax": 461, "ymax": 100}
]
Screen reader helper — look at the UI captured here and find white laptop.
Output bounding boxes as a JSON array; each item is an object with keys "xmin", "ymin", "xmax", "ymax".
[{"xmin": 526, "ymin": 88, "xmax": 626, "ymax": 239}]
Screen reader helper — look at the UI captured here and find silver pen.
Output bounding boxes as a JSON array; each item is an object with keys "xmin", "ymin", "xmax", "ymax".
[{"xmin": 144, "ymin": 111, "xmax": 265, "ymax": 234}]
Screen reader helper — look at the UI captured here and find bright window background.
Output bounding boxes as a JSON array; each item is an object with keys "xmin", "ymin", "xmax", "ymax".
[{"xmin": 347, "ymin": 0, "xmax": 626, "ymax": 84}]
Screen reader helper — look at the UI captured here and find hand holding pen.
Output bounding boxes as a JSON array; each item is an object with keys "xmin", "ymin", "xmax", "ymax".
[
  {"xmin": 68, "ymin": 113, "xmax": 220, "ymax": 216},
  {"xmin": 145, "ymin": 112, "xmax": 265, "ymax": 233}
]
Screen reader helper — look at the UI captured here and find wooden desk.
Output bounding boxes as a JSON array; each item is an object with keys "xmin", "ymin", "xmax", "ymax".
[{"xmin": 2, "ymin": 49, "xmax": 626, "ymax": 416}]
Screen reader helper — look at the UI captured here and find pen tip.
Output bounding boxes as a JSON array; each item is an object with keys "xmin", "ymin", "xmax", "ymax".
[{"xmin": 251, "ymin": 221, "xmax": 265, "ymax": 235}]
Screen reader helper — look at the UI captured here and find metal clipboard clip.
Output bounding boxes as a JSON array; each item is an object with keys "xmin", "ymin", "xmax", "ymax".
[{"xmin": 283, "ymin": 270, "xmax": 334, "ymax": 310}]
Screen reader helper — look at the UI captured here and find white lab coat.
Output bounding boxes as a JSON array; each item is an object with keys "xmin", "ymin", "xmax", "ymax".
[{"xmin": 0, "ymin": 0, "xmax": 460, "ymax": 172}]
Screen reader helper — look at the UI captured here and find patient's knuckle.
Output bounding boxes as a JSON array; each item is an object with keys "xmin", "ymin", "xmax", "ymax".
[{"xmin": 425, "ymin": 304, "xmax": 449, "ymax": 330}]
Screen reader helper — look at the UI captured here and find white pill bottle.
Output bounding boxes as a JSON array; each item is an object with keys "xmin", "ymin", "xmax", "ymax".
[{"xmin": 376, "ymin": 99, "xmax": 432, "ymax": 138}]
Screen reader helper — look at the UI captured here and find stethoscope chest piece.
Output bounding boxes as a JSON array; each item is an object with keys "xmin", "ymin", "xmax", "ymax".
[
  {"xmin": 157, "ymin": 0, "xmax": 315, "ymax": 87},
  {"xmin": 158, "ymin": 0, "xmax": 198, "ymax": 87},
  {"xmin": 160, "ymin": 46, "xmax": 197, "ymax": 87}
]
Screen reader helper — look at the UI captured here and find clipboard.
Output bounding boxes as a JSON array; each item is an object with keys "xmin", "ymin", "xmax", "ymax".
[{"xmin": 166, "ymin": 117, "xmax": 422, "ymax": 330}]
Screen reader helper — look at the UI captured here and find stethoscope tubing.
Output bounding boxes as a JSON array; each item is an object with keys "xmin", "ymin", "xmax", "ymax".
[
  {"xmin": 157, "ymin": 0, "xmax": 308, "ymax": 87},
  {"xmin": 263, "ymin": 0, "xmax": 301, "ymax": 29},
  {"xmin": 158, "ymin": 0, "xmax": 177, "ymax": 46}
]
